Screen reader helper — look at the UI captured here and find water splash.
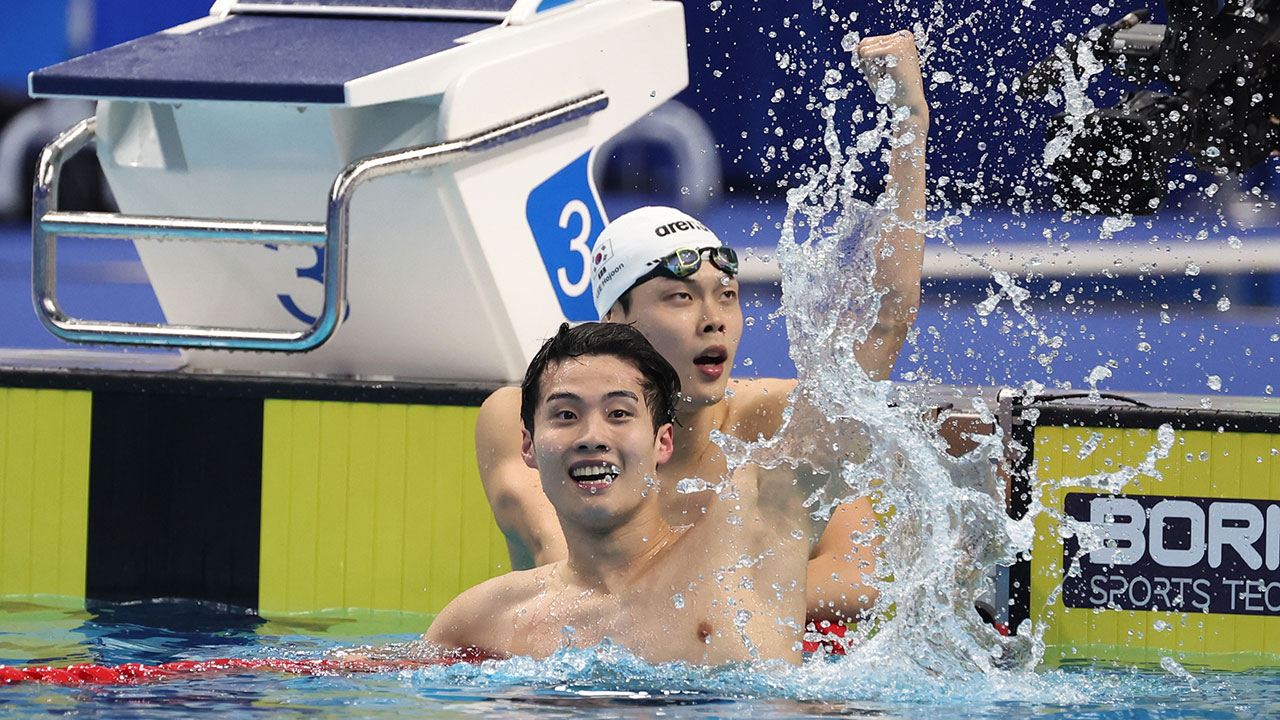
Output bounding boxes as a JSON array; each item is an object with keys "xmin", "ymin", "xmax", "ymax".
[
  {"xmin": 708, "ymin": 49, "xmax": 1185, "ymax": 687},
  {"xmin": 706, "ymin": 74, "xmax": 1028, "ymax": 680},
  {"xmin": 1075, "ymin": 431, "xmax": 1102, "ymax": 460},
  {"xmin": 1040, "ymin": 35, "xmax": 1104, "ymax": 170},
  {"xmin": 401, "ymin": 641, "xmax": 1184, "ymax": 706}
]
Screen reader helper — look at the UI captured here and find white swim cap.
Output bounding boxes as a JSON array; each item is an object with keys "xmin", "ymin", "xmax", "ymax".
[{"xmin": 589, "ymin": 206, "xmax": 724, "ymax": 319}]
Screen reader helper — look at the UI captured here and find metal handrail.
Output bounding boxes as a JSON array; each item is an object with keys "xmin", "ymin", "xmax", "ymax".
[{"xmin": 32, "ymin": 90, "xmax": 609, "ymax": 351}]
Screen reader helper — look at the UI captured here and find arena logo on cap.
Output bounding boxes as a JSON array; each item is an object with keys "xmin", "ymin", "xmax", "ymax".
[{"xmin": 653, "ymin": 219, "xmax": 711, "ymax": 237}]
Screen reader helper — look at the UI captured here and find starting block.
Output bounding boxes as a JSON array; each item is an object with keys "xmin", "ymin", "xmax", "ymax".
[{"xmin": 29, "ymin": 0, "xmax": 687, "ymax": 382}]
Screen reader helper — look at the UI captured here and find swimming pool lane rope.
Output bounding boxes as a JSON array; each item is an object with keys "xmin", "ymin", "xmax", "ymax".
[{"xmin": 0, "ymin": 648, "xmax": 499, "ymax": 687}]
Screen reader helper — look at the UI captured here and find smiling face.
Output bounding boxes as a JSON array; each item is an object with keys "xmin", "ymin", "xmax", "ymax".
[
  {"xmin": 521, "ymin": 354, "xmax": 674, "ymax": 531},
  {"xmin": 606, "ymin": 264, "xmax": 744, "ymax": 408}
]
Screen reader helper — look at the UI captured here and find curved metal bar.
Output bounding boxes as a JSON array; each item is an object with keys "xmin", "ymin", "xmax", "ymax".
[
  {"xmin": 40, "ymin": 212, "xmax": 327, "ymax": 244},
  {"xmin": 319, "ymin": 90, "xmax": 609, "ymax": 354},
  {"xmin": 31, "ymin": 90, "xmax": 609, "ymax": 351}
]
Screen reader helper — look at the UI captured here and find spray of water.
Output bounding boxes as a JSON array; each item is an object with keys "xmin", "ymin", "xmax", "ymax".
[
  {"xmin": 708, "ymin": 46, "xmax": 1184, "ymax": 687},
  {"xmin": 711, "ymin": 80, "xmax": 1033, "ymax": 681}
]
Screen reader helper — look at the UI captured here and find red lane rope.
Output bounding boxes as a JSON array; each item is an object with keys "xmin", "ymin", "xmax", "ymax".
[
  {"xmin": 801, "ymin": 620, "xmax": 848, "ymax": 655},
  {"xmin": 0, "ymin": 648, "xmax": 501, "ymax": 687}
]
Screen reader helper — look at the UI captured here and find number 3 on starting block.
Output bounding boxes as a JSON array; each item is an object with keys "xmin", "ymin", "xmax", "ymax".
[{"xmin": 526, "ymin": 151, "xmax": 606, "ymax": 322}]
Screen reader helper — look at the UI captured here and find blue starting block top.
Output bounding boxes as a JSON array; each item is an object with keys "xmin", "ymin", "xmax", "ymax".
[
  {"xmin": 231, "ymin": 0, "xmax": 516, "ymax": 16},
  {"xmin": 29, "ymin": 14, "xmax": 499, "ymax": 104}
]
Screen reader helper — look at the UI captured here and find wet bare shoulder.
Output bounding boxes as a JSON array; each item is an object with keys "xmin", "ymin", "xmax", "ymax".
[
  {"xmin": 725, "ymin": 377, "xmax": 797, "ymax": 440},
  {"xmin": 423, "ymin": 567, "xmax": 552, "ymax": 652}
]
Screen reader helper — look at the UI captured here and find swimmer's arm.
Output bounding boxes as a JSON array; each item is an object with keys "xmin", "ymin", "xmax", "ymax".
[
  {"xmin": 807, "ymin": 497, "xmax": 882, "ymax": 624},
  {"xmin": 936, "ymin": 409, "xmax": 995, "ymax": 457},
  {"xmin": 754, "ymin": 400, "xmax": 872, "ymax": 534},
  {"xmin": 476, "ymin": 387, "xmax": 568, "ymax": 570},
  {"xmin": 735, "ymin": 379, "xmax": 867, "ymax": 517},
  {"xmin": 855, "ymin": 31, "xmax": 928, "ymax": 381},
  {"xmin": 729, "ymin": 378, "xmax": 798, "ymax": 439}
]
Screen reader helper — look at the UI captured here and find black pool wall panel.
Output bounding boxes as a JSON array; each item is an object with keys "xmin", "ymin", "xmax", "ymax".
[{"xmin": 86, "ymin": 392, "xmax": 264, "ymax": 609}]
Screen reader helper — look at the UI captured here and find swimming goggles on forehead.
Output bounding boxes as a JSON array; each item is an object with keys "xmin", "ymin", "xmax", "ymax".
[{"xmin": 637, "ymin": 246, "xmax": 739, "ymax": 285}]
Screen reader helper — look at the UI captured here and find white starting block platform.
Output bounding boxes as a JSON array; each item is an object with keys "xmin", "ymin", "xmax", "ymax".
[{"xmin": 28, "ymin": 0, "xmax": 687, "ymax": 383}]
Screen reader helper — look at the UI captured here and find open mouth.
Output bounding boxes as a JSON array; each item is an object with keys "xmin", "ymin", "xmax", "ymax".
[
  {"xmin": 693, "ymin": 347, "xmax": 728, "ymax": 378},
  {"xmin": 569, "ymin": 462, "xmax": 620, "ymax": 491}
]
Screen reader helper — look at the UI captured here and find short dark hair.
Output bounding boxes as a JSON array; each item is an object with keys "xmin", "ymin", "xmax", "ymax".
[{"xmin": 520, "ymin": 322, "xmax": 680, "ymax": 433}]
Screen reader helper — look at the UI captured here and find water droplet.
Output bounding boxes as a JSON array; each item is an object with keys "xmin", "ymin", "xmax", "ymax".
[
  {"xmin": 672, "ymin": 593, "xmax": 685, "ymax": 609},
  {"xmin": 1217, "ymin": 297, "xmax": 1231, "ymax": 312},
  {"xmin": 1076, "ymin": 431, "xmax": 1103, "ymax": 460},
  {"xmin": 1161, "ymin": 655, "xmax": 1199, "ymax": 688},
  {"xmin": 1099, "ymin": 214, "xmax": 1134, "ymax": 239},
  {"xmin": 1184, "ymin": 262, "xmax": 1200, "ymax": 276},
  {"xmin": 873, "ymin": 75, "xmax": 898, "ymax": 104},
  {"xmin": 1206, "ymin": 375, "xmax": 1222, "ymax": 391},
  {"xmin": 676, "ymin": 477, "xmax": 710, "ymax": 494},
  {"xmin": 1085, "ymin": 365, "xmax": 1112, "ymax": 385}
]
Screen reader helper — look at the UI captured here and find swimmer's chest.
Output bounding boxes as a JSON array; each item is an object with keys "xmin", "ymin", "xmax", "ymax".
[
  {"xmin": 624, "ymin": 561, "xmax": 803, "ymax": 664},
  {"xmin": 502, "ymin": 550, "xmax": 802, "ymax": 664},
  {"xmin": 657, "ymin": 449, "xmax": 772, "ymax": 526}
]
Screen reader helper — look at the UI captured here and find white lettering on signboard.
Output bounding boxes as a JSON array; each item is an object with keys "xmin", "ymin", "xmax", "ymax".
[
  {"xmin": 1148, "ymin": 500, "xmax": 1205, "ymax": 568},
  {"xmin": 1208, "ymin": 502, "xmax": 1264, "ymax": 570},
  {"xmin": 1088, "ymin": 497, "xmax": 1146, "ymax": 566}
]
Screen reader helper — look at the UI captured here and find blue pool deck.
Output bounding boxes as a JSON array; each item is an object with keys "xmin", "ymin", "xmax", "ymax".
[{"xmin": 2, "ymin": 200, "xmax": 1278, "ymax": 397}]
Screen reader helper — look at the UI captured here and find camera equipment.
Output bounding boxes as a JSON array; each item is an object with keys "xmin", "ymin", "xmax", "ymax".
[{"xmin": 1020, "ymin": 0, "xmax": 1280, "ymax": 214}]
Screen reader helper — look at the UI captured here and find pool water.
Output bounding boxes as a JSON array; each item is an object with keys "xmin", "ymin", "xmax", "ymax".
[
  {"xmin": 1, "ymin": 599, "xmax": 1278, "ymax": 720},
  {"xmin": 3, "ymin": 7, "xmax": 1276, "ymax": 720}
]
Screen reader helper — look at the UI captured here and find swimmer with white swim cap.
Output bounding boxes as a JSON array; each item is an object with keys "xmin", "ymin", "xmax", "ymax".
[
  {"xmin": 586, "ymin": 206, "xmax": 732, "ymax": 321},
  {"xmin": 477, "ymin": 30, "xmax": 938, "ymax": 630}
]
